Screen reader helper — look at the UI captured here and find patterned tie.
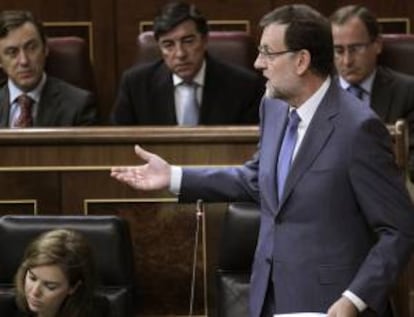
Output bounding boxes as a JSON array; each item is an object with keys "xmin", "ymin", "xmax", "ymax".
[
  {"xmin": 14, "ymin": 94, "xmax": 34, "ymax": 127},
  {"xmin": 277, "ymin": 109, "xmax": 301, "ymax": 201},
  {"xmin": 347, "ymin": 84, "xmax": 364, "ymax": 100},
  {"xmin": 181, "ymin": 82, "xmax": 199, "ymax": 126}
]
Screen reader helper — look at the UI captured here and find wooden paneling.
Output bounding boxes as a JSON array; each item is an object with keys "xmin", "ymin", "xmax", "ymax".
[
  {"xmin": 89, "ymin": 0, "xmax": 117, "ymax": 122},
  {"xmin": 0, "ymin": 123, "xmax": 412, "ymax": 315},
  {"xmin": 0, "ymin": 0, "xmax": 413, "ymax": 123},
  {"xmin": 0, "ymin": 172, "xmax": 60, "ymax": 214},
  {"xmin": 0, "ymin": 126, "xmax": 257, "ymax": 316},
  {"xmin": 0, "ymin": 123, "xmax": 410, "ymax": 315}
]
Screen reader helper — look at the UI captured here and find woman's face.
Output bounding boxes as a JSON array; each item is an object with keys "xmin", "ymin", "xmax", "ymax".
[{"xmin": 24, "ymin": 264, "xmax": 76, "ymax": 317}]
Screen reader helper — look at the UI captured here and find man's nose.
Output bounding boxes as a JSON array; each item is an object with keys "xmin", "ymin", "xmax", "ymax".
[
  {"xmin": 342, "ymin": 50, "xmax": 354, "ymax": 65},
  {"xmin": 17, "ymin": 49, "xmax": 29, "ymax": 65},
  {"xmin": 254, "ymin": 54, "xmax": 265, "ymax": 70},
  {"xmin": 175, "ymin": 43, "xmax": 187, "ymax": 58}
]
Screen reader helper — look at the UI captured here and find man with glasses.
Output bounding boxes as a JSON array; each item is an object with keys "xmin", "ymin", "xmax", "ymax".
[
  {"xmin": 112, "ymin": 4, "xmax": 414, "ymax": 316},
  {"xmin": 331, "ymin": 5, "xmax": 414, "ymax": 177},
  {"xmin": 111, "ymin": 1, "xmax": 264, "ymax": 126}
]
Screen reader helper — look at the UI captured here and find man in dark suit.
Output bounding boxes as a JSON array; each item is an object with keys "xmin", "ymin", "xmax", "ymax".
[
  {"xmin": 0, "ymin": 10, "xmax": 97, "ymax": 127},
  {"xmin": 330, "ymin": 5, "xmax": 414, "ymax": 178},
  {"xmin": 111, "ymin": 4, "xmax": 414, "ymax": 317},
  {"xmin": 111, "ymin": 1, "xmax": 264, "ymax": 126}
]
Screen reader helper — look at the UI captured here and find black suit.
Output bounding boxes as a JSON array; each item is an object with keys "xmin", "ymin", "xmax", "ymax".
[
  {"xmin": 371, "ymin": 67, "xmax": 414, "ymax": 174},
  {"xmin": 340, "ymin": 66, "xmax": 414, "ymax": 176},
  {"xmin": 112, "ymin": 55, "xmax": 265, "ymax": 125},
  {"xmin": 0, "ymin": 76, "xmax": 97, "ymax": 127}
]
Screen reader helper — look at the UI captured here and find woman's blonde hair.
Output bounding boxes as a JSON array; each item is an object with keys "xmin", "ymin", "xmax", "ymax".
[{"xmin": 14, "ymin": 228, "xmax": 97, "ymax": 317}]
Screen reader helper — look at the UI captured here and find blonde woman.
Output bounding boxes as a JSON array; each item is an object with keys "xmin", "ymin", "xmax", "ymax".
[{"xmin": 12, "ymin": 228, "xmax": 109, "ymax": 317}]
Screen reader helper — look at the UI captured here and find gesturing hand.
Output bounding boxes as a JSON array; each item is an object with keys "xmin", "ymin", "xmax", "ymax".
[{"xmin": 111, "ymin": 145, "xmax": 172, "ymax": 191}]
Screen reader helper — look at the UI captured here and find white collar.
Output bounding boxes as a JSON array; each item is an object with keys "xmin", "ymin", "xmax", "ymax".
[{"xmin": 294, "ymin": 76, "xmax": 331, "ymax": 126}]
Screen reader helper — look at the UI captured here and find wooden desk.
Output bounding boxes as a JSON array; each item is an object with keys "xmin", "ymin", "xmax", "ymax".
[
  {"xmin": 0, "ymin": 124, "xmax": 411, "ymax": 316},
  {"xmin": 0, "ymin": 126, "xmax": 258, "ymax": 316}
]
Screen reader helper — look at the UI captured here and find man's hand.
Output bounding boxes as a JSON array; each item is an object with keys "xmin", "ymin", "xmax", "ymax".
[
  {"xmin": 111, "ymin": 145, "xmax": 171, "ymax": 191},
  {"xmin": 327, "ymin": 296, "xmax": 358, "ymax": 317}
]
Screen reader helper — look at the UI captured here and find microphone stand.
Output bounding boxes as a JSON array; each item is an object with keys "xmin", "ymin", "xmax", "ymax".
[{"xmin": 189, "ymin": 199, "xmax": 208, "ymax": 316}]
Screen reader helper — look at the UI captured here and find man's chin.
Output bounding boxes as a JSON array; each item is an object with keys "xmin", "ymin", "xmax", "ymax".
[
  {"xmin": 341, "ymin": 72, "xmax": 363, "ymax": 84},
  {"xmin": 174, "ymin": 68, "xmax": 195, "ymax": 81},
  {"xmin": 14, "ymin": 78, "xmax": 39, "ymax": 92}
]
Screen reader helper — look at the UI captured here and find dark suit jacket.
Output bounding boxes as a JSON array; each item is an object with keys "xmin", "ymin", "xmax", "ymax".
[
  {"xmin": 111, "ymin": 55, "xmax": 265, "ymax": 125},
  {"xmin": 0, "ymin": 76, "xmax": 97, "ymax": 127},
  {"xmin": 370, "ymin": 66, "xmax": 414, "ymax": 175},
  {"xmin": 178, "ymin": 80, "xmax": 414, "ymax": 316}
]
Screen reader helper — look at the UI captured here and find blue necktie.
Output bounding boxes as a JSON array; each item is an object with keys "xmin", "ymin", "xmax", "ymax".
[
  {"xmin": 181, "ymin": 82, "xmax": 199, "ymax": 126},
  {"xmin": 277, "ymin": 109, "xmax": 301, "ymax": 200},
  {"xmin": 347, "ymin": 84, "xmax": 364, "ymax": 100}
]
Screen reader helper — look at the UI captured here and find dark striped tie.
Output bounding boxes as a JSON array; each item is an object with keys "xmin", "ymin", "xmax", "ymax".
[{"xmin": 15, "ymin": 94, "xmax": 34, "ymax": 127}]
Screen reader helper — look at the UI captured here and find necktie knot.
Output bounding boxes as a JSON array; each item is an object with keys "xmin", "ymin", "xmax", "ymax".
[
  {"xmin": 347, "ymin": 84, "xmax": 364, "ymax": 100},
  {"xmin": 15, "ymin": 94, "xmax": 34, "ymax": 127},
  {"xmin": 288, "ymin": 109, "xmax": 301, "ymax": 130}
]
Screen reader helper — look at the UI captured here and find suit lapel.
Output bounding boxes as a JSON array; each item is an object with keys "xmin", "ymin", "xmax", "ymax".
[
  {"xmin": 35, "ymin": 78, "xmax": 60, "ymax": 126},
  {"xmin": 371, "ymin": 67, "xmax": 393, "ymax": 119},
  {"xmin": 260, "ymin": 97, "xmax": 289, "ymax": 213},
  {"xmin": 152, "ymin": 65, "xmax": 177, "ymax": 124},
  {"xmin": 201, "ymin": 56, "xmax": 234, "ymax": 123},
  {"xmin": 278, "ymin": 83, "xmax": 338, "ymax": 210},
  {"xmin": 0, "ymin": 85, "xmax": 10, "ymax": 127},
  {"xmin": 201, "ymin": 57, "xmax": 219, "ymax": 122}
]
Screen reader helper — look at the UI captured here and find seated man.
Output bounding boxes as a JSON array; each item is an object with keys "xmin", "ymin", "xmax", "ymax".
[
  {"xmin": 111, "ymin": 1, "xmax": 264, "ymax": 126},
  {"xmin": 0, "ymin": 10, "xmax": 97, "ymax": 127},
  {"xmin": 330, "ymin": 5, "xmax": 414, "ymax": 177}
]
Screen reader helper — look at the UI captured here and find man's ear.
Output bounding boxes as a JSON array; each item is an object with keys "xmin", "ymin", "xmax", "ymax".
[
  {"xmin": 373, "ymin": 36, "xmax": 383, "ymax": 55},
  {"xmin": 44, "ymin": 43, "xmax": 49, "ymax": 58},
  {"xmin": 296, "ymin": 49, "xmax": 311, "ymax": 75}
]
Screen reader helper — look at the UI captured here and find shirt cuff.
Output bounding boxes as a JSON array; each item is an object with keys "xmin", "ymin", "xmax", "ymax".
[
  {"xmin": 169, "ymin": 165, "xmax": 183, "ymax": 194},
  {"xmin": 342, "ymin": 290, "xmax": 367, "ymax": 312}
]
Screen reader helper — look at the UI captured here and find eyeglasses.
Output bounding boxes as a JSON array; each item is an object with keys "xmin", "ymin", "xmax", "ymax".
[
  {"xmin": 257, "ymin": 46, "xmax": 298, "ymax": 61},
  {"xmin": 333, "ymin": 42, "xmax": 373, "ymax": 57}
]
